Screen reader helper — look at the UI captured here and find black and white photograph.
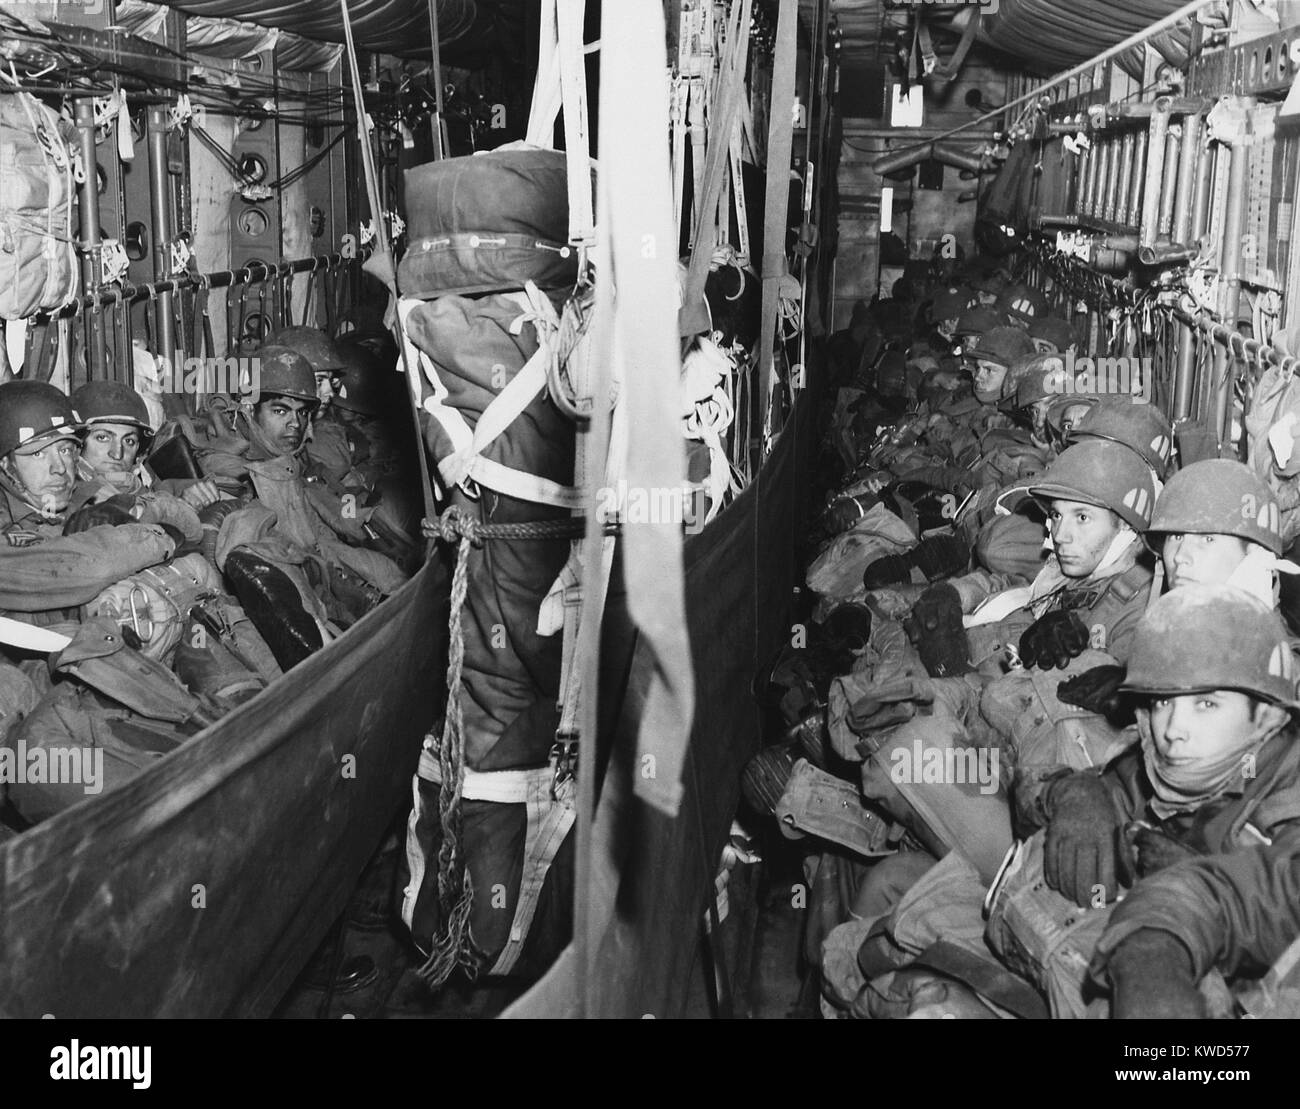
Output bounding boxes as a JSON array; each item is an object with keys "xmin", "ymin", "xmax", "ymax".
[{"xmin": 0, "ymin": 0, "xmax": 1295, "ymax": 1078}]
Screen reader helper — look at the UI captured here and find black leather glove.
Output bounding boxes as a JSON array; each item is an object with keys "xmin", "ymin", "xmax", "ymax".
[
  {"xmin": 1056, "ymin": 664, "xmax": 1131, "ymax": 720},
  {"xmin": 1121, "ymin": 821, "xmax": 1201, "ymax": 882},
  {"xmin": 1019, "ymin": 608, "xmax": 1090, "ymax": 670},
  {"xmin": 906, "ymin": 581, "xmax": 971, "ymax": 678},
  {"xmin": 62, "ymin": 494, "xmax": 139, "ymax": 534},
  {"xmin": 157, "ymin": 523, "xmax": 201, "ymax": 557},
  {"xmin": 1105, "ymin": 929, "xmax": 1206, "ymax": 1019},
  {"xmin": 1044, "ymin": 772, "xmax": 1123, "ymax": 907}
]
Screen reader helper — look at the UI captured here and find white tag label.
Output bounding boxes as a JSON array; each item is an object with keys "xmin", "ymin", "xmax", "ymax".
[{"xmin": 1269, "ymin": 413, "xmax": 1296, "ymax": 469}]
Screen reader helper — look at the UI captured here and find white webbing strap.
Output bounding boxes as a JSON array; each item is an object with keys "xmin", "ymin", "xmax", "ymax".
[
  {"xmin": 396, "ymin": 295, "xmax": 585, "ymax": 512},
  {"xmin": 729, "ymin": 113, "xmax": 750, "ymax": 268},
  {"xmin": 415, "ymin": 743, "xmax": 576, "ymax": 977},
  {"xmin": 671, "ymin": 77, "xmax": 686, "ymax": 237},
  {"xmin": 687, "ymin": 79, "xmax": 708, "ymax": 249},
  {"xmin": 682, "ymin": 0, "xmax": 751, "ymax": 329},
  {"xmin": 524, "ymin": 0, "xmax": 595, "ymax": 250}
]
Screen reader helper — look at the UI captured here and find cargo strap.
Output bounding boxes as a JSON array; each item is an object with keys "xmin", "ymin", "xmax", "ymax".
[
  {"xmin": 758, "ymin": 0, "xmax": 798, "ymax": 401},
  {"xmin": 681, "ymin": 0, "xmax": 752, "ymax": 332},
  {"xmin": 414, "ymin": 741, "xmax": 576, "ymax": 978},
  {"xmin": 525, "ymin": 0, "xmax": 595, "ymax": 252}
]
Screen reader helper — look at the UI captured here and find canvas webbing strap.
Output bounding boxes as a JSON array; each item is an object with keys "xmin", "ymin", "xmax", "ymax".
[
  {"xmin": 671, "ymin": 77, "xmax": 688, "ymax": 242},
  {"xmin": 681, "ymin": 0, "xmax": 751, "ymax": 336},
  {"xmin": 729, "ymin": 114, "xmax": 750, "ymax": 268},
  {"xmin": 415, "ymin": 745, "xmax": 576, "ymax": 977},
  {"xmin": 687, "ymin": 79, "xmax": 707, "ymax": 249},
  {"xmin": 758, "ymin": 0, "xmax": 799, "ymax": 398},
  {"xmin": 525, "ymin": 0, "xmax": 595, "ymax": 251}
]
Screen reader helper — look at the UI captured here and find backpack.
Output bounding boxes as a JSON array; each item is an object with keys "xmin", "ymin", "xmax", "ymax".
[{"xmin": 0, "ymin": 91, "xmax": 78, "ymax": 320}]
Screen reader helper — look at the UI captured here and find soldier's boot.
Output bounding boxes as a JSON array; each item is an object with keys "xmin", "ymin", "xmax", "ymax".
[{"xmin": 224, "ymin": 548, "xmax": 324, "ymax": 670}]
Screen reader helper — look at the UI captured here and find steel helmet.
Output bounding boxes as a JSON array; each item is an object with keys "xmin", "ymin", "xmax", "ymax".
[
  {"xmin": 1008, "ymin": 353, "xmax": 1066, "ymax": 408},
  {"xmin": 953, "ymin": 306, "xmax": 1006, "ymax": 338},
  {"xmin": 929, "ymin": 286, "xmax": 975, "ymax": 323},
  {"xmin": 1068, "ymin": 400, "xmax": 1174, "ymax": 478},
  {"xmin": 1148, "ymin": 458, "xmax": 1283, "ymax": 556},
  {"xmin": 253, "ymin": 345, "xmax": 319, "ymax": 404},
  {"xmin": 1026, "ymin": 439, "xmax": 1157, "ymax": 530},
  {"xmin": 995, "ymin": 282, "xmax": 1049, "ymax": 324},
  {"xmin": 263, "ymin": 326, "xmax": 346, "ymax": 374},
  {"xmin": 968, "ymin": 325, "xmax": 1035, "ymax": 368},
  {"xmin": 1027, "ymin": 315, "xmax": 1077, "ymax": 352},
  {"xmin": 333, "ymin": 338, "xmax": 395, "ymax": 416},
  {"xmin": 1045, "ymin": 392, "xmax": 1100, "ymax": 434},
  {"xmin": 1121, "ymin": 583, "xmax": 1300, "ymax": 711},
  {"xmin": 875, "ymin": 350, "xmax": 909, "ymax": 397},
  {"xmin": 70, "ymin": 380, "xmax": 153, "ymax": 436},
  {"xmin": 0, "ymin": 380, "xmax": 81, "ymax": 458}
]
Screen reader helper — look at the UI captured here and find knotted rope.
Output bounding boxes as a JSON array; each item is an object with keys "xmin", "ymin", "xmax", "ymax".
[{"xmin": 415, "ymin": 505, "xmax": 618, "ymax": 989}]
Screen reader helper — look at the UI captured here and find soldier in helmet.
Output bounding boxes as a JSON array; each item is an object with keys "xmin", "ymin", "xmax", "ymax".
[
  {"xmin": 845, "ymin": 585, "xmax": 1300, "ymax": 1019},
  {"xmin": 926, "ymin": 286, "xmax": 976, "ymax": 344},
  {"xmin": 994, "ymin": 282, "xmax": 1049, "ymax": 330},
  {"xmin": 262, "ymin": 325, "xmax": 347, "ymax": 413},
  {"xmin": 0, "ymin": 379, "xmax": 177, "ymax": 625},
  {"xmin": 1000, "ymin": 585, "xmax": 1300, "ymax": 1016},
  {"xmin": 196, "ymin": 345, "xmax": 408, "ymax": 659},
  {"xmin": 964, "ymin": 325, "xmax": 1036, "ymax": 407},
  {"xmin": 1145, "ymin": 459, "xmax": 1287, "ymax": 601},
  {"xmin": 1026, "ymin": 314, "xmax": 1077, "ymax": 356},
  {"xmin": 65, "ymin": 381, "xmax": 217, "ymax": 547}
]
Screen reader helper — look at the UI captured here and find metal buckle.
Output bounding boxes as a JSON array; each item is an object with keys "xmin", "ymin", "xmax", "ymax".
[{"xmin": 549, "ymin": 733, "xmax": 579, "ymax": 799}]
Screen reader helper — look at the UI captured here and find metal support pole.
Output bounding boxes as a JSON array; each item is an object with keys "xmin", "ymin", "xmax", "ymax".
[
  {"xmin": 73, "ymin": 99, "xmax": 107, "ymax": 382},
  {"xmin": 1074, "ymin": 143, "xmax": 1090, "ymax": 216},
  {"xmin": 1158, "ymin": 122, "xmax": 1180, "ymax": 237},
  {"xmin": 1211, "ymin": 101, "xmax": 1252, "ymax": 445},
  {"xmin": 147, "ymin": 107, "xmax": 177, "ymax": 386},
  {"xmin": 1171, "ymin": 112, "xmax": 1201, "ymax": 243},
  {"xmin": 1140, "ymin": 102, "xmax": 1171, "ymax": 247},
  {"xmin": 1113, "ymin": 132, "xmax": 1133, "ymax": 224},
  {"xmin": 1102, "ymin": 137, "xmax": 1120, "ymax": 222},
  {"xmin": 1189, "ymin": 133, "xmax": 1214, "ymax": 248},
  {"xmin": 1126, "ymin": 129, "xmax": 1147, "ymax": 230}
]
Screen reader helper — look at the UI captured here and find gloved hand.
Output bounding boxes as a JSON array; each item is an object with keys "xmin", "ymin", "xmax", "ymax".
[
  {"xmin": 1121, "ymin": 821, "xmax": 1201, "ymax": 881},
  {"xmin": 180, "ymin": 478, "xmax": 222, "ymax": 509},
  {"xmin": 157, "ymin": 523, "xmax": 201, "ymax": 557},
  {"xmin": 1103, "ymin": 929, "xmax": 1206, "ymax": 1019},
  {"xmin": 62, "ymin": 494, "xmax": 140, "ymax": 534},
  {"xmin": 1044, "ymin": 772, "xmax": 1122, "ymax": 907},
  {"xmin": 1056, "ymin": 664, "xmax": 1130, "ymax": 719},
  {"xmin": 906, "ymin": 581, "xmax": 971, "ymax": 678},
  {"xmin": 1019, "ymin": 608, "xmax": 1090, "ymax": 670}
]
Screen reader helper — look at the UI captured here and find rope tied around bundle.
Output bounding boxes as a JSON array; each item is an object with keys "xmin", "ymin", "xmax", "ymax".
[{"xmin": 415, "ymin": 504, "xmax": 620, "ymax": 988}]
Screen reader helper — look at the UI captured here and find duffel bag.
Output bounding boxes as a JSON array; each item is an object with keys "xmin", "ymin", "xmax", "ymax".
[
  {"xmin": 398, "ymin": 143, "xmax": 591, "ymax": 298},
  {"xmin": 0, "ymin": 90, "xmax": 78, "ymax": 320}
]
